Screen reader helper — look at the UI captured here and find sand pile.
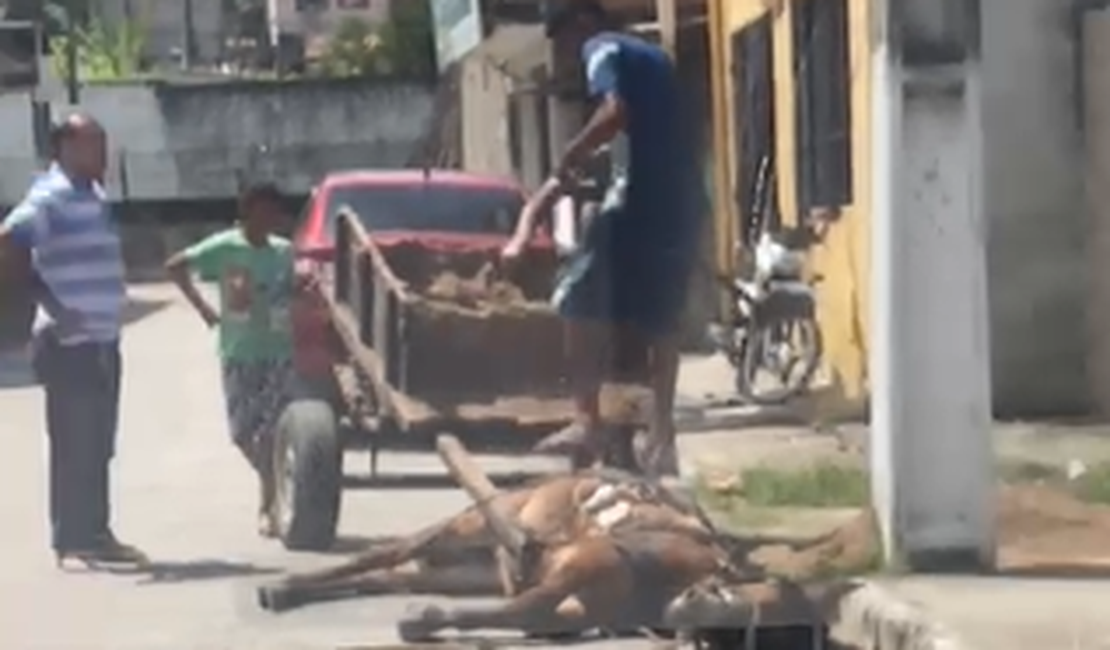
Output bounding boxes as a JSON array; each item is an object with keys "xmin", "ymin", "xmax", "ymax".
[
  {"xmin": 419, "ymin": 263, "xmax": 545, "ymax": 316},
  {"xmin": 748, "ymin": 510, "xmax": 880, "ymax": 581}
]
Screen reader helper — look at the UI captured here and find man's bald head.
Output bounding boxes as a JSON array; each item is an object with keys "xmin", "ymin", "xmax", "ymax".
[
  {"xmin": 51, "ymin": 113, "xmax": 107, "ymax": 182},
  {"xmin": 50, "ymin": 113, "xmax": 104, "ymax": 151}
]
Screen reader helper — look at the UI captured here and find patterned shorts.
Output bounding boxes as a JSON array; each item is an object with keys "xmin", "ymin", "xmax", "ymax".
[{"xmin": 221, "ymin": 358, "xmax": 297, "ymax": 446}]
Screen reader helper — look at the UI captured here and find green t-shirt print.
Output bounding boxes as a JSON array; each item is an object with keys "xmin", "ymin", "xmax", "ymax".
[{"xmin": 183, "ymin": 229, "xmax": 295, "ymax": 362}]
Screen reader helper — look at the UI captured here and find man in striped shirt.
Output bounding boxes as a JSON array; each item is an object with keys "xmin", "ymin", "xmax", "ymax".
[{"xmin": 0, "ymin": 114, "xmax": 145, "ymax": 567}]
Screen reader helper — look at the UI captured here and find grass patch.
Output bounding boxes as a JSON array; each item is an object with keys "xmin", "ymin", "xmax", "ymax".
[
  {"xmin": 693, "ymin": 460, "xmax": 869, "ymax": 532},
  {"xmin": 997, "ymin": 458, "xmax": 1110, "ymax": 505},
  {"xmin": 996, "ymin": 459, "xmax": 1063, "ymax": 484},
  {"xmin": 1072, "ymin": 463, "xmax": 1110, "ymax": 504},
  {"xmin": 693, "ymin": 479, "xmax": 784, "ymax": 530},
  {"xmin": 741, "ymin": 463, "xmax": 869, "ymax": 508}
]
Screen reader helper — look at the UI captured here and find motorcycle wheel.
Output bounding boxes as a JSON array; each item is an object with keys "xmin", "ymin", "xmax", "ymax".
[{"xmin": 736, "ymin": 317, "xmax": 823, "ymax": 406}]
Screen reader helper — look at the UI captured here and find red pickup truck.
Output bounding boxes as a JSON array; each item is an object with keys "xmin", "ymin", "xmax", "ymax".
[{"xmin": 289, "ymin": 169, "xmax": 552, "ymax": 382}]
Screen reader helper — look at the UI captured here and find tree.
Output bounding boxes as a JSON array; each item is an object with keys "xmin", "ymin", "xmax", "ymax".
[
  {"xmin": 315, "ymin": 16, "xmax": 386, "ymax": 77},
  {"xmin": 50, "ymin": 17, "xmax": 148, "ymax": 81},
  {"xmin": 376, "ymin": 0, "xmax": 436, "ymax": 77}
]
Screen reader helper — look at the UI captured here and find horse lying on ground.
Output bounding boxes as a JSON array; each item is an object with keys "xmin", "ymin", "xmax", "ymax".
[{"xmin": 257, "ymin": 436, "xmax": 842, "ymax": 644}]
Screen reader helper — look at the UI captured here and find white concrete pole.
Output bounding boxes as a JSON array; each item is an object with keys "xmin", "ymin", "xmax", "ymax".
[{"xmin": 868, "ymin": 0, "xmax": 996, "ymax": 571}]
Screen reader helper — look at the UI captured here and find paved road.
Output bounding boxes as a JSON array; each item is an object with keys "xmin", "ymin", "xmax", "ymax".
[
  {"xmin": 0, "ymin": 285, "xmax": 579, "ymax": 650},
  {"xmin": 877, "ymin": 577, "xmax": 1110, "ymax": 650}
]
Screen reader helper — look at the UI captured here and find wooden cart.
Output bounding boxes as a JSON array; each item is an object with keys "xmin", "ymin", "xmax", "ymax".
[{"xmin": 272, "ymin": 209, "xmax": 651, "ymax": 551}]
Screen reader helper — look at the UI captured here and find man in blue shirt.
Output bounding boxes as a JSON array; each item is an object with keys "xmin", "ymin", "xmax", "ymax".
[
  {"xmin": 0, "ymin": 114, "xmax": 145, "ymax": 567},
  {"xmin": 502, "ymin": 0, "xmax": 703, "ymax": 476}
]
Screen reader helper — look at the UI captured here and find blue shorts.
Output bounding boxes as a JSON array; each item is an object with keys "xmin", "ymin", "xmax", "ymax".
[{"xmin": 552, "ymin": 206, "xmax": 696, "ymax": 337}]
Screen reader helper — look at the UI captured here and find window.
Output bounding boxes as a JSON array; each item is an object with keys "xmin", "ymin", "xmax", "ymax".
[
  {"xmin": 732, "ymin": 14, "xmax": 780, "ymax": 247},
  {"xmin": 792, "ymin": 0, "xmax": 853, "ymax": 212},
  {"xmin": 326, "ymin": 184, "xmax": 525, "ymax": 236},
  {"xmin": 898, "ymin": 0, "xmax": 980, "ymax": 65},
  {"xmin": 0, "ymin": 22, "xmax": 40, "ymax": 90},
  {"xmin": 294, "ymin": 0, "xmax": 329, "ymax": 12},
  {"xmin": 336, "ymin": 0, "xmax": 372, "ymax": 8}
]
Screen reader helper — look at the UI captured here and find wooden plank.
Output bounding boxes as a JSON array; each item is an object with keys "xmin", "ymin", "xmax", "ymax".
[
  {"xmin": 327, "ymin": 296, "xmax": 435, "ymax": 425},
  {"xmin": 436, "ymin": 434, "xmax": 528, "ymax": 558}
]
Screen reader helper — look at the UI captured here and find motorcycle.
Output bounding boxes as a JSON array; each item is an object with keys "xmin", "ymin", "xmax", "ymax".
[{"xmin": 708, "ymin": 231, "xmax": 823, "ymax": 405}]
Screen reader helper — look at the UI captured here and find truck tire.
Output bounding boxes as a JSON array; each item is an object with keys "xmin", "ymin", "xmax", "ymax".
[{"xmin": 273, "ymin": 399, "xmax": 342, "ymax": 551}]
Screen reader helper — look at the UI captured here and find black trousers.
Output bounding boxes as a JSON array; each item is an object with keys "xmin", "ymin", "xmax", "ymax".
[{"xmin": 32, "ymin": 332, "xmax": 121, "ymax": 552}]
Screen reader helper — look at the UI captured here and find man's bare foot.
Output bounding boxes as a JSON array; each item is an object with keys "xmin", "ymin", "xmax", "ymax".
[{"xmin": 257, "ymin": 512, "xmax": 279, "ymax": 539}]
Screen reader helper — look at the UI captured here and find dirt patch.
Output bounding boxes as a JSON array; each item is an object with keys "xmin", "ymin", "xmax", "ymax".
[
  {"xmin": 748, "ymin": 510, "xmax": 881, "ymax": 581},
  {"xmin": 996, "ymin": 484, "xmax": 1110, "ymax": 569},
  {"xmin": 735, "ymin": 484, "xmax": 1110, "ymax": 580}
]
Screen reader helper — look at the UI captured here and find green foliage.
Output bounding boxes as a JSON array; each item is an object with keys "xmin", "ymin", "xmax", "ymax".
[
  {"xmin": 1000, "ymin": 458, "xmax": 1110, "ymax": 505},
  {"xmin": 50, "ymin": 17, "xmax": 148, "ymax": 82},
  {"xmin": 315, "ymin": 1, "xmax": 436, "ymax": 78},
  {"xmin": 315, "ymin": 17, "xmax": 388, "ymax": 78},
  {"xmin": 376, "ymin": 0, "xmax": 436, "ymax": 76},
  {"xmin": 740, "ymin": 463, "xmax": 869, "ymax": 508}
]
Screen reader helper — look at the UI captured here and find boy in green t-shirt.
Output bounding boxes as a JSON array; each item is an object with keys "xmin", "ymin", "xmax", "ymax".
[{"xmin": 166, "ymin": 183, "xmax": 300, "ymax": 538}]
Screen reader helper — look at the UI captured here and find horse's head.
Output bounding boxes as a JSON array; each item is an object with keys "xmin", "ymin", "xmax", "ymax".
[{"xmin": 664, "ymin": 570, "xmax": 824, "ymax": 631}]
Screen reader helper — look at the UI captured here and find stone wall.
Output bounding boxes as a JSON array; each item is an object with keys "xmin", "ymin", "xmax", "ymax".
[
  {"xmin": 0, "ymin": 77, "xmax": 437, "ymax": 204},
  {"xmin": 982, "ymin": 0, "xmax": 1088, "ymax": 416}
]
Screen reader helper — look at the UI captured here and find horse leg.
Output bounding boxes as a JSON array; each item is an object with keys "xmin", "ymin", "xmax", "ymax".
[{"xmin": 397, "ymin": 539, "xmax": 632, "ymax": 641}]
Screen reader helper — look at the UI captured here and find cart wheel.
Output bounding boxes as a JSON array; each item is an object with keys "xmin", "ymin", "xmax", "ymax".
[{"xmin": 273, "ymin": 399, "xmax": 342, "ymax": 551}]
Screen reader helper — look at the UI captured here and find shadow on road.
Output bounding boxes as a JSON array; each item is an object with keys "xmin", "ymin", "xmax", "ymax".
[
  {"xmin": 110, "ymin": 559, "xmax": 281, "ymax": 585},
  {"xmin": 324, "ymin": 534, "xmax": 400, "ymax": 555}
]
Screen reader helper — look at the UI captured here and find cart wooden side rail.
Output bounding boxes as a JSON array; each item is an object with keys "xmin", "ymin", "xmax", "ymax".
[
  {"xmin": 330, "ymin": 207, "xmax": 611, "ymax": 439},
  {"xmin": 334, "ymin": 206, "xmax": 408, "ymax": 394}
]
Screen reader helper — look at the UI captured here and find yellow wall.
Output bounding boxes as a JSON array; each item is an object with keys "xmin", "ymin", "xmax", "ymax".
[{"xmin": 707, "ymin": 0, "xmax": 872, "ymax": 415}]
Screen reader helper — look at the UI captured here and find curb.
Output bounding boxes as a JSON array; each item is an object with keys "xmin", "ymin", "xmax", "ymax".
[{"xmin": 832, "ymin": 581, "xmax": 968, "ymax": 650}]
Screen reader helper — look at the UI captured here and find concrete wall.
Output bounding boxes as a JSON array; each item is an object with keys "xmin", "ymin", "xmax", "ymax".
[
  {"xmin": 981, "ymin": 0, "xmax": 1088, "ymax": 416},
  {"xmin": 1083, "ymin": 10, "xmax": 1110, "ymax": 419},
  {"xmin": 459, "ymin": 56, "xmax": 514, "ymax": 175},
  {"xmin": 0, "ymin": 77, "xmax": 436, "ymax": 204}
]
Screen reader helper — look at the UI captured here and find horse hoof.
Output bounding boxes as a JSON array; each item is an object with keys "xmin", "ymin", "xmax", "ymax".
[{"xmin": 397, "ymin": 604, "xmax": 446, "ymax": 643}]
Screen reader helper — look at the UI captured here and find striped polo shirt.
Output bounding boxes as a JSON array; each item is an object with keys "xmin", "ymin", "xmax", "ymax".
[{"xmin": 3, "ymin": 164, "xmax": 125, "ymax": 345}]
